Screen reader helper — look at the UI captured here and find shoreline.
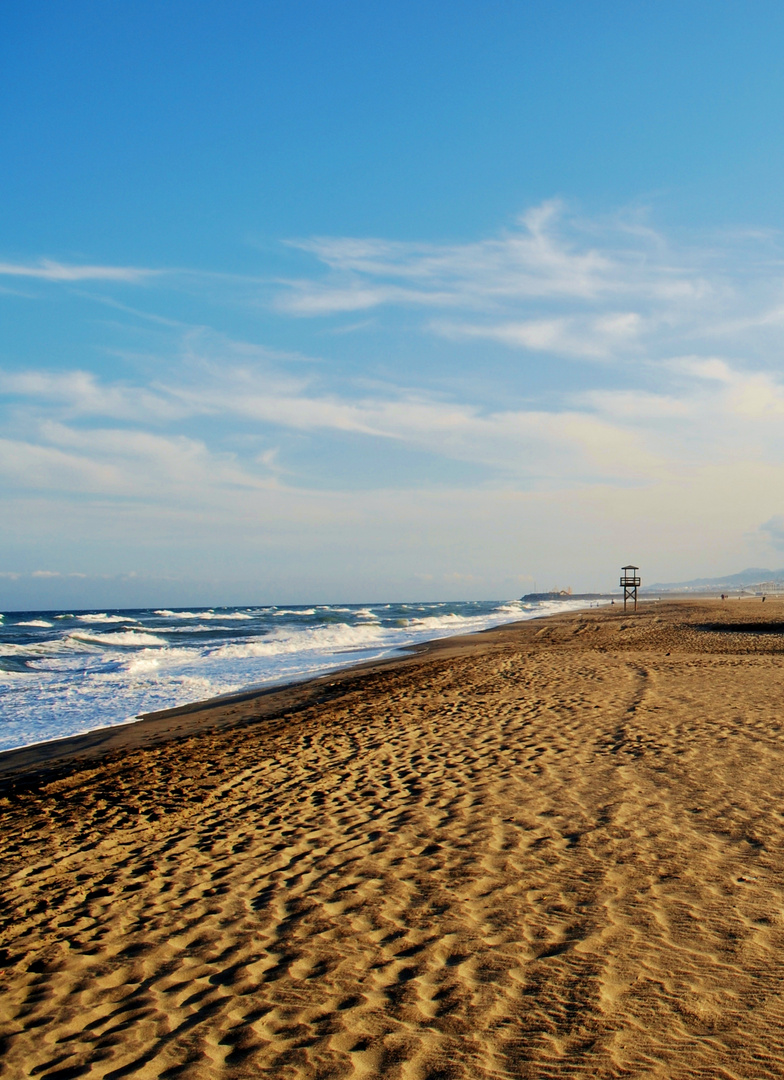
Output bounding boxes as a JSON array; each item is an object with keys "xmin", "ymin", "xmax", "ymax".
[
  {"xmin": 2, "ymin": 595, "xmax": 778, "ymax": 788},
  {"xmin": 0, "ymin": 610, "xmax": 574, "ymax": 790},
  {"xmin": 3, "ymin": 598, "xmax": 572, "ymax": 764},
  {"xmin": 0, "ymin": 599, "xmax": 605, "ymax": 785},
  {"xmin": 7, "ymin": 596, "xmax": 784, "ymax": 1077}
]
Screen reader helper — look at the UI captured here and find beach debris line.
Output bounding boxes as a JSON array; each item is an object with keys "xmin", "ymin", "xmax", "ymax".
[{"xmin": 621, "ymin": 564, "xmax": 641, "ymax": 612}]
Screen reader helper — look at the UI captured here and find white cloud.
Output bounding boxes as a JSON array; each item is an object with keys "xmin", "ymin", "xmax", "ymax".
[
  {"xmin": 9, "ymin": 341, "xmax": 784, "ymax": 510},
  {"xmin": 661, "ymin": 357, "xmax": 784, "ymax": 421},
  {"xmin": 284, "ymin": 199, "xmax": 616, "ymax": 308},
  {"xmin": 667, "ymin": 356, "xmax": 736, "ymax": 383},
  {"xmin": 0, "ymin": 360, "xmax": 664, "ymax": 488},
  {"xmin": 0, "ymin": 424, "xmax": 272, "ymax": 505},
  {"xmin": 277, "ymin": 201, "xmax": 677, "ymax": 321},
  {"xmin": 9, "ymin": 204, "xmax": 784, "ymax": 593},
  {"xmin": 273, "ymin": 202, "xmax": 784, "ymax": 376},
  {"xmin": 275, "ymin": 282, "xmax": 448, "ymax": 315},
  {"xmin": 432, "ymin": 313, "xmax": 642, "ymax": 359},
  {"xmin": 31, "ymin": 570, "xmax": 86, "ymax": 578},
  {"xmin": 0, "ymin": 436, "xmax": 121, "ymax": 493},
  {"xmin": 0, "ymin": 259, "xmax": 157, "ymax": 283},
  {"xmin": 578, "ymin": 389, "xmax": 691, "ymax": 420},
  {"xmin": 0, "ymin": 369, "xmax": 183, "ymax": 421}
]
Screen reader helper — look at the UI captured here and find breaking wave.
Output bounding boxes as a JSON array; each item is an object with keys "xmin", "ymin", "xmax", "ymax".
[{"xmin": 0, "ymin": 597, "xmax": 603, "ymax": 752}]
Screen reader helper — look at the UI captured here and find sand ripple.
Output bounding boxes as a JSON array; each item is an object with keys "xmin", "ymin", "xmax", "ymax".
[{"xmin": 4, "ymin": 601, "xmax": 784, "ymax": 1077}]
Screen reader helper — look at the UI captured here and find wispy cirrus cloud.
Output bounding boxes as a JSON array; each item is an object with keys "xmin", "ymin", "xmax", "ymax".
[
  {"xmin": 0, "ymin": 423, "xmax": 272, "ymax": 505},
  {"xmin": 0, "ymin": 368, "xmax": 186, "ymax": 421},
  {"xmin": 0, "ymin": 258, "xmax": 158, "ymax": 283},
  {"xmin": 8, "ymin": 203, "xmax": 784, "ymax": 590},
  {"xmin": 11, "ymin": 341, "xmax": 784, "ymax": 496},
  {"xmin": 273, "ymin": 200, "xmax": 784, "ymax": 368},
  {"xmin": 280, "ymin": 202, "xmax": 616, "ymax": 308},
  {"xmin": 432, "ymin": 311, "xmax": 644, "ymax": 359},
  {"xmin": 6, "ymin": 341, "xmax": 784, "ymax": 590}
]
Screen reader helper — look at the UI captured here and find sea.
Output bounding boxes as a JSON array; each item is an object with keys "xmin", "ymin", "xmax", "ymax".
[{"xmin": 0, "ymin": 597, "xmax": 601, "ymax": 753}]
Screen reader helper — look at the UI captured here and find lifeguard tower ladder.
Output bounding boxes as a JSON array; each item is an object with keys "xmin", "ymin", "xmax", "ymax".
[{"xmin": 620, "ymin": 565, "xmax": 640, "ymax": 612}]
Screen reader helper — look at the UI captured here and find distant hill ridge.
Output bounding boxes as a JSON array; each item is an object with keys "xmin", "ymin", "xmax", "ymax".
[
  {"xmin": 646, "ymin": 567, "xmax": 784, "ymax": 591},
  {"xmin": 520, "ymin": 568, "xmax": 784, "ymax": 602}
]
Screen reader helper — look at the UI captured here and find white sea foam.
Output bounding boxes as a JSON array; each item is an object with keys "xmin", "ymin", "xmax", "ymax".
[
  {"xmin": 0, "ymin": 597, "xmax": 607, "ymax": 753},
  {"xmin": 77, "ymin": 613, "xmax": 139, "ymax": 624},
  {"xmin": 404, "ymin": 613, "xmax": 469, "ymax": 630},
  {"xmin": 17, "ymin": 620, "xmax": 54, "ymax": 628},
  {"xmin": 71, "ymin": 631, "xmax": 168, "ymax": 647},
  {"xmin": 126, "ymin": 646, "xmax": 193, "ymax": 672},
  {"xmin": 153, "ymin": 610, "xmax": 253, "ymax": 621},
  {"xmin": 1, "ymin": 636, "xmax": 102, "ymax": 658},
  {"xmin": 209, "ymin": 622, "xmax": 387, "ymax": 660}
]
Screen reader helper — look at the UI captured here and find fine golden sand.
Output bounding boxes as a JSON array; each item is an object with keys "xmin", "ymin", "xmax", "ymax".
[{"xmin": 5, "ymin": 599, "xmax": 784, "ymax": 1078}]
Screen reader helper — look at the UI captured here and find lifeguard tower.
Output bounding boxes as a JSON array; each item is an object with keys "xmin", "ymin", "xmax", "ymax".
[{"xmin": 620, "ymin": 565, "xmax": 640, "ymax": 611}]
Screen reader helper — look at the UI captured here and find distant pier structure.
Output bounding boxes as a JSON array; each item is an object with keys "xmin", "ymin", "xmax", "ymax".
[{"xmin": 620, "ymin": 564, "xmax": 641, "ymax": 611}]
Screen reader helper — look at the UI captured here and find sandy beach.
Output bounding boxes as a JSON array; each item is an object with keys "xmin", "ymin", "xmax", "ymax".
[{"xmin": 4, "ymin": 598, "xmax": 784, "ymax": 1078}]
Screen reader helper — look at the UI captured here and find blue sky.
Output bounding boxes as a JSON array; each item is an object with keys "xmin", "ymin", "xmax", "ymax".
[{"xmin": 4, "ymin": 1, "xmax": 784, "ymax": 607}]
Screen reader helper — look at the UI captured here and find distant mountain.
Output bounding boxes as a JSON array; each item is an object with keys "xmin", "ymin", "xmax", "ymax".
[{"xmin": 645, "ymin": 567, "xmax": 784, "ymax": 591}]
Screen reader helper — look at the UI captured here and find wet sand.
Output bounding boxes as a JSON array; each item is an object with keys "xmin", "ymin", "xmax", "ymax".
[{"xmin": 4, "ymin": 598, "xmax": 784, "ymax": 1078}]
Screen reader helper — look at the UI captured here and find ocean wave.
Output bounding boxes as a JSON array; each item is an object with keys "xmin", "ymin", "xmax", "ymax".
[
  {"xmin": 126, "ymin": 646, "xmax": 194, "ymax": 673},
  {"xmin": 77, "ymin": 613, "xmax": 140, "ymax": 624},
  {"xmin": 16, "ymin": 620, "xmax": 54, "ymax": 628},
  {"xmin": 0, "ymin": 654, "xmax": 37, "ymax": 671},
  {"xmin": 0, "ymin": 636, "xmax": 103, "ymax": 658},
  {"xmin": 71, "ymin": 630, "xmax": 168, "ymax": 647},
  {"xmin": 0, "ymin": 596, "xmax": 602, "ymax": 753},
  {"xmin": 153, "ymin": 610, "xmax": 253, "ymax": 621},
  {"xmin": 210, "ymin": 621, "xmax": 387, "ymax": 659},
  {"xmin": 403, "ymin": 613, "xmax": 476, "ymax": 631},
  {"xmin": 354, "ymin": 608, "xmax": 380, "ymax": 620}
]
